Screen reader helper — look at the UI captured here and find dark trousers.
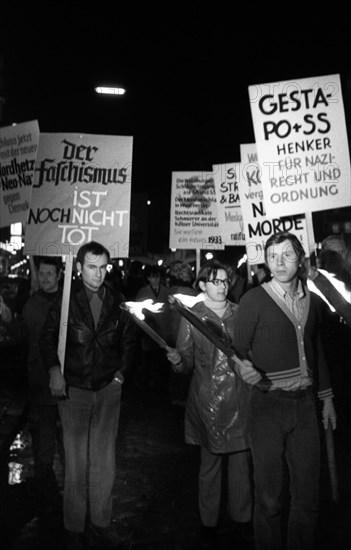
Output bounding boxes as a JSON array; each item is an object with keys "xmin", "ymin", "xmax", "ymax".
[
  {"xmin": 28, "ymin": 402, "xmax": 62, "ymax": 512},
  {"xmin": 28, "ymin": 402, "xmax": 60, "ymax": 474},
  {"xmin": 248, "ymin": 388, "xmax": 320, "ymax": 550},
  {"xmin": 199, "ymin": 447, "xmax": 252, "ymax": 527}
]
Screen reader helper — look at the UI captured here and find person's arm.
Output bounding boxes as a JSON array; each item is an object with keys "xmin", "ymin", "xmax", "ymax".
[
  {"xmin": 0, "ymin": 295, "xmax": 29, "ymax": 344},
  {"xmin": 0, "ymin": 295, "xmax": 12, "ymax": 323},
  {"xmin": 39, "ymin": 298, "xmax": 66, "ymax": 397},
  {"xmin": 29, "ymin": 255, "xmax": 40, "ymax": 295},
  {"xmin": 231, "ymin": 291, "xmax": 265, "ymax": 386},
  {"xmin": 322, "ymin": 397, "xmax": 337, "ymax": 430},
  {"xmin": 117, "ymin": 307, "xmax": 137, "ymax": 379},
  {"xmin": 314, "ymin": 295, "xmax": 337, "ymax": 430},
  {"xmin": 166, "ymin": 347, "xmax": 184, "ymax": 373},
  {"xmin": 48, "ymin": 366, "xmax": 67, "ymax": 397}
]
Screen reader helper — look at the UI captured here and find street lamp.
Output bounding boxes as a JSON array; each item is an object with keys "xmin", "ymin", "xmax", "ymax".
[{"xmin": 94, "ymin": 86, "xmax": 126, "ymax": 95}]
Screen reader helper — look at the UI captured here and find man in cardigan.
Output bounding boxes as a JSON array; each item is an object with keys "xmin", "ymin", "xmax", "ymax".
[{"xmin": 233, "ymin": 231, "xmax": 336, "ymax": 550}]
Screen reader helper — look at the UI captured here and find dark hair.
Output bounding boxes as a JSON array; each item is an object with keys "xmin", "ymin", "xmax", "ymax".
[
  {"xmin": 76, "ymin": 241, "xmax": 110, "ymax": 266},
  {"xmin": 146, "ymin": 265, "xmax": 161, "ymax": 278},
  {"xmin": 167, "ymin": 261, "xmax": 194, "ymax": 286},
  {"xmin": 195, "ymin": 260, "xmax": 229, "ymax": 290},
  {"xmin": 264, "ymin": 231, "xmax": 306, "ymax": 277},
  {"xmin": 35, "ymin": 256, "xmax": 63, "ymax": 274}
]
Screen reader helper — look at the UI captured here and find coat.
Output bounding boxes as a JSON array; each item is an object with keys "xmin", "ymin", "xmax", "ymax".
[
  {"xmin": 40, "ymin": 281, "xmax": 135, "ymax": 391},
  {"xmin": 21, "ymin": 289, "xmax": 60, "ymax": 405},
  {"xmin": 176, "ymin": 300, "xmax": 249, "ymax": 454}
]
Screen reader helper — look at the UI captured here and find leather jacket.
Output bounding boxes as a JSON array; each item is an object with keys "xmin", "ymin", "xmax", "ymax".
[{"xmin": 40, "ymin": 281, "xmax": 135, "ymax": 391}]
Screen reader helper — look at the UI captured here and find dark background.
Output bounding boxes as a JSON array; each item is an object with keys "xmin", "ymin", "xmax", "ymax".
[{"xmin": 1, "ymin": 7, "xmax": 351, "ymax": 255}]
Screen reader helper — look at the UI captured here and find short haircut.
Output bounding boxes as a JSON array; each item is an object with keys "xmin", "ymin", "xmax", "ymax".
[
  {"xmin": 264, "ymin": 231, "xmax": 306, "ymax": 275},
  {"xmin": 76, "ymin": 241, "xmax": 110, "ymax": 266},
  {"xmin": 146, "ymin": 265, "xmax": 161, "ymax": 278},
  {"xmin": 35, "ymin": 256, "xmax": 63, "ymax": 274},
  {"xmin": 321, "ymin": 235, "xmax": 347, "ymax": 258},
  {"xmin": 195, "ymin": 260, "xmax": 229, "ymax": 291}
]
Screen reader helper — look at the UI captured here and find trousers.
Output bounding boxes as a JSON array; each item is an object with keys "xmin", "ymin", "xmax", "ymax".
[
  {"xmin": 58, "ymin": 381, "xmax": 122, "ymax": 532},
  {"xmin": 28, "ymin": 402, "xmax": 60, "ymax": 471},
  {"xmin": 198, "ymin": 446, "xmax": 252, "ymax": 526},
  {"xmin": 248, "ymin": 387, "xmax": 320, "ymax": 550}
]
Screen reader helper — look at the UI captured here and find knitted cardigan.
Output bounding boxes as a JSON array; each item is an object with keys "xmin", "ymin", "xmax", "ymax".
[{"xmin": 233, "ymin": 283, "xmax": 333, "ymax": 400}]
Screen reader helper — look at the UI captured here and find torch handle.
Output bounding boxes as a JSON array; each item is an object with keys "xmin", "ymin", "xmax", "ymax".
[{"xmin": 325, "ymin": 422, "xmax": 339, "ymax": 503}]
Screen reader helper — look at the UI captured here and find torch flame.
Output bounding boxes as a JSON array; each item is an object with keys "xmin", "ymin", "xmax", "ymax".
[
  {"xmin": 172, "ymin": 292, "xmax": 206, "ymax": 308},
  {"xmin": 124, "ymin": 299, "xmax": 165, "ymax": 320},
  {"xmin": 307, "ymin": 268, "xmax": 351, "ymax": 312}
]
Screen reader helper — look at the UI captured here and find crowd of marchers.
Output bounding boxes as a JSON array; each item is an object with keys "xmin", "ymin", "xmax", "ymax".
[{"xmin": 1, "ymin": 232, "xmax": 350, "ymax": 550}]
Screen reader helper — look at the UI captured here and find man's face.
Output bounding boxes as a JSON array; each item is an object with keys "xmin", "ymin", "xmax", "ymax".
[
  {"xmin": 266, "ymin": 239, "xmax": 300, "ymax": 285},
  {"xmin": 77, "ymin": 252, "xmax": 108, "ymax": 292},
  {"xmin": 38, "ymin": 263, "xmax": 60, "ymax": 293},
  {"xmin": 148, "ymin": 273, "xmax": 160, "ymax": 289}
]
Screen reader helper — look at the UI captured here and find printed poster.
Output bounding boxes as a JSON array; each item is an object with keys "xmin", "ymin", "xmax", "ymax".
[
  {"xmin": 248, "ymin": 74, "xmax": 351, "ymax": 218},
  {"xmin": 24, "ymin": 133, "xmax": 133, "ymax": 257},
  {"xmin": 212, "ymin": 163, "xmax": 245, "ymax": 246},
  {"xmin": 169, "ymin": 171, "xmax": 224, "ymax": 250},
  {"xmin": 239, "ymin": 143, "xmax": 309, "ymax": 264},
  {"xmin": 0, "ymin": 120, "xmax": 39, "ymax": 227}
]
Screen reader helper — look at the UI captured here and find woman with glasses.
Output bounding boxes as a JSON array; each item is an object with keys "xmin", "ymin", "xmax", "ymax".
[{"xmin": 167, "ymin": 260, "xmax": 252, "ymax": 549}]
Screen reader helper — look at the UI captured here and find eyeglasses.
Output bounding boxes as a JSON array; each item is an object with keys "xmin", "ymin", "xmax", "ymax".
[{"xmin": 206, "ymin": 278, "xmax": 231, "ymax": 287}]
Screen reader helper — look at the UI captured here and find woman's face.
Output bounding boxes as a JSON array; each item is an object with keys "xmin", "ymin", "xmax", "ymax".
[{"xmin": 202, "ymin": 268, "xmax": 230, "ymax": 301}]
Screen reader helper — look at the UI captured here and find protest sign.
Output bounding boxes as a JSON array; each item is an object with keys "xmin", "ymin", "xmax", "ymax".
[
  {"xmin": 0, "ymin": 120, "xmax": 39, "ymax": 227},
  {"xmin": 239, "ymin": 143, "xmax": 310, "ymax": 264},
  {"xmin": 212, "ymin": 163, "xmax": 245, "ymax": 246},
  {"xmin": 24, "ymin": 133, "xmax": 133, "ymax": 257},
  {"xmin": 169, "ymin": 171, "xmax": 224, "ymax": 250},
  {"xmin": 249, "ymin": 74, "xmax": 351, "ymax": 218}
]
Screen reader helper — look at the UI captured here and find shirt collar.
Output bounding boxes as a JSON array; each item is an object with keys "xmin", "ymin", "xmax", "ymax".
[
  {"xmin": 84, "ymin": 284, "xmax": 105, "ymax": 302},
  {"xmin": 269, "ymin": 278, "xmax": 304, "ymax": 299}
]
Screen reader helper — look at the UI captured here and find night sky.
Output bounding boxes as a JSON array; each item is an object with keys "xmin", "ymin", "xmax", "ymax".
[{"xmin": 1, "ymin": 8, "xmax": 351, "ymax": 253}]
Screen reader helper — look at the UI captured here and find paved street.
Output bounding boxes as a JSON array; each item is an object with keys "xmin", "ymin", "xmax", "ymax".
[{"xmin": 2, "ymin": 380, "xmax": 351, "ymax": 549}]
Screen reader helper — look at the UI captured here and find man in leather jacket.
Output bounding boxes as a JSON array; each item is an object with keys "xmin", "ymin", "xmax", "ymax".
[{"xmin": 40, "ymin": 241, "xmax": 135, "ymax": 550}]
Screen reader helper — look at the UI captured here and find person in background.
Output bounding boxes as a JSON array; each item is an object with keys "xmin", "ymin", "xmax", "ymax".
[
  {"xmin": 167, "ymin": 260, "xmax": 253, "ymax": 549},
  {"xmin": 250, "ymin": 263, "xmax": 271, "ymax": 287},
  {"xmin": 40, "ymin": 241, "xmax": 135, "ymax": 550},
  {"xmin": 308, "ymin": 234, "xmax": 351, "ymax": 314},
  {"xmin": 122, "ymin": 260, "xmax": 145, "ymax": 300},
  {"xmin": 166, "ymin": 261, "xmax": 198, "ymax": 406},
  {"xmin": 226, "ymin": 264, "xmax": 249, "ymax": 303},
  {"xmin": 308, "ymin": 234, "xmax": 351, "ymax": 470},
  {"xmin": 233, "ymin": 231, "xmax": 337, "ymax": 550},
  {"xmin": 0, "ymin": 256, "xmax": 64, "ymax": 518},
  {"xmin": 135, "ymin": 265, "xmax": 170, "ymax": 395}
]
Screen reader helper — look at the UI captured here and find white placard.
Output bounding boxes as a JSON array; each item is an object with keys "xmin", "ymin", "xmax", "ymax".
[
  {"xmin": 249, "ymin": 74, "xmax": 351, "ymax": 217},
  {"xmin": 239, "ymin": 143, "xmax": 309, "ymax": 264},
  {"xmin": 169, "ymin": 171, "xmax": 224, "ymax": 250},
  {"xmin": 0, "ymin": 120, "xmax": 39, "ymax": 228},
  {"xmin": 212, "ymin": 163, "xmax": 245, "ymax": 246},
  {"xmin": 24, "ymin": 132, "xmax": 133, "ymax": 257}
]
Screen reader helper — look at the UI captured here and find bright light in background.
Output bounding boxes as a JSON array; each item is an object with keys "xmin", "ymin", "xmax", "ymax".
[
  {"xmin": 147, "ymin": 200, "xmax": 151, "ymax": 206},
  {"xmin": 238, "ymin": 254, "xmax": 247, "ymax": 268},
  {"xmin": 95, "ymin": 86, "xmax": 126, "ymax": 95},
  {"xmin": 205, "ymin": 252, "xmax": 213, "ymax": 260},
  {"xmin": 157, "ymin": 259, "xmax": 163, "ymax": 266},
  {"xmin": 11, "ymin": 222, "xmax": 22, "ymax": 235}
]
